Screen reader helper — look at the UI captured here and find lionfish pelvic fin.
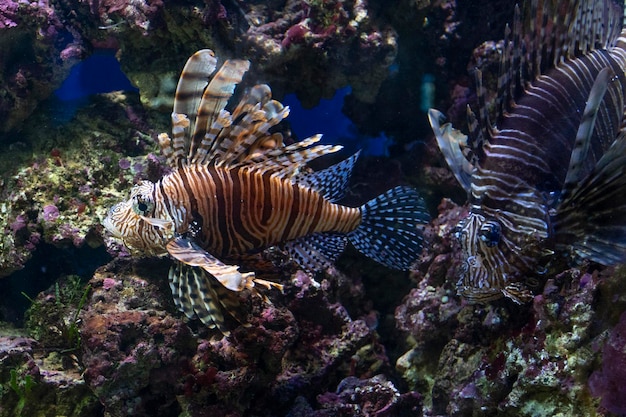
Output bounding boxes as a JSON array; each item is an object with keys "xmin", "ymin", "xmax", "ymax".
[
  {"xmin": 283, "ymin": 233, "xmax": 348, "ymax": 273},
  {"xmin": 168, "ymin": 262, "xmax": 248, "ymax": 335},
  {"xmin": 166, "ymin": 236, "xmax": 283, "ymax": 293}
]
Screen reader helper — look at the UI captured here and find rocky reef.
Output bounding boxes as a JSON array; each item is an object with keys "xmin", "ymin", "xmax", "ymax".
[{"xmin": 0, "ymin": 0, "xmax": 625, "ymax": 416}]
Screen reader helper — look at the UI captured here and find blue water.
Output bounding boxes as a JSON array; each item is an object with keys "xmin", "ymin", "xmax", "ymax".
[
  {"xmin": 282, "ymin": 87, "xmax": 392, "ymax": 156},
  {"xmin": 55, "ymin": 49, "xmax": 137, "ymax": 100},
  {"xmin": 53, "ymin": 50, "xmax": 391, "ymax": 156}
]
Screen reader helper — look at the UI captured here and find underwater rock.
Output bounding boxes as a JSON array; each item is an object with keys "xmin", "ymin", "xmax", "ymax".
[
  {"xmin": 80, "ymin": 258, "xmax": 195, "ymax": 416},
  {"xmin": 0, "ymin": 0, "xmax": 84, "ymax": 134},
  {"xmin": 74, "ymin": 256, "xmax": 398, "ymax": 416},
  {"xmin": 589, "ymin": 309, "xmax": 626, "ymax": 415},
  {"xmin": 0, "ymin": 92, "xmax": 160, "ymax": 277},
  {"xmin": 0, "ymin": 334, "xmax": 101, "ymax": 417}
]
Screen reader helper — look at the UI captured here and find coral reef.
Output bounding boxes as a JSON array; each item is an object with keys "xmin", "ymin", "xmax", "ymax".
[
  {"xmin": 0, "ymin": 0, "xmax": 84, "ymax": 133},
  {"xmin": 0, "ymin": 91, "xmax": 161, "ymax": 277},
  {"xmin": 0, "ymin": 333, "xmax": 101, "ymax": 417},
  {"xmin": 0, "ymin": 1, "xmax": 624, "ymax": 416},
  {"xmin": 68, "ymin": 256, "xmax": 417, "ymax": 416},
  {"xmin": 80, "ymin": 258, "xmax": 195, "ymax": 416},
  {"xmin": 589, "ymin": 309, "xmax": 626, "ymax": 415}
]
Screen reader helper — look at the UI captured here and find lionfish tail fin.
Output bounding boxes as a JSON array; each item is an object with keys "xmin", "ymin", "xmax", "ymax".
[
  {"xmin": 348, "ymin": 186, "xmax": 429, "ymax": 270},
  {"xmin": 554, "ymin": 131, "xmax": 626, "ymax": 265}
]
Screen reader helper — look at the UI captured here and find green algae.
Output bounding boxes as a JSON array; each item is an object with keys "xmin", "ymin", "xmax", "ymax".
[{"xmin": 0, "ymin": 91, "xmax": 169, "ymax": 276}]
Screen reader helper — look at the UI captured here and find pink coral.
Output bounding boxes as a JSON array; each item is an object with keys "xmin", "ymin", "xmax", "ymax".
[
  {"xmin": 589, "ymin": 311, "xmax": 626, "ymax": 415},
  {"xmin": 42, "ymin": 204, "xmax": 60, "ymax": 222}
]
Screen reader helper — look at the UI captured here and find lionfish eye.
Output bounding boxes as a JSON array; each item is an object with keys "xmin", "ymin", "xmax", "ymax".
[
  {"xmin": 478, "ymin": 221, "xmax": 501, "ymax": 247},
  {"xmin": 453, "ymin": 219, "xmax": 468, "ymax": 241},
  {"xmin": 453, "ymin": 225, "xmax": 462, "ymax": 240},
  {"xmin": 133, "ymin": 195, "xmax": 154, "ymax": 216}
]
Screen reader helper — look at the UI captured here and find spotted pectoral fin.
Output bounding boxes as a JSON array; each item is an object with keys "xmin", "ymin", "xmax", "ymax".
[
  {"xmin": 168, "ymin": 262, "xmax": 247, "ymax": 336},
  {"xmin": 297, "ymin": 152, "xmax": 360, "ymax": 202},
  {"xmin": 283, "ymin": 233, "xmax": 348, "ymax": 273}
]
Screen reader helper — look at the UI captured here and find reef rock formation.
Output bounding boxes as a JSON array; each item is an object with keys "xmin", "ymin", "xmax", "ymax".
[{"xmin": 0, "ymin": 0, "xmax": 84, "ymax": 134}]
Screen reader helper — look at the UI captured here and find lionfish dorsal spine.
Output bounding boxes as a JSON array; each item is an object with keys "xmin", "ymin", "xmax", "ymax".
[
  {"xmin": 173, "ymin": 50, "xmax": 217, "ymax": 118},
  {"xmin": 190, "ymin": 59, "xmax": 250, "ymax": 162},
  {"xmin": 210, "ymin": 98, "xmax": 290, "ymax": 167},
  {"xmin": 244, "ymin": 134, "xmax": 343, "ymax": 179},
  {"xmin": 427, "ymin": 109, "xmax": 473, "ymax": 193},
  {"xmin": 157, "ymin": 49, "xmax": 216, "ymax": 168},
  {"xmin": 473, "ymin": 69, "xmax": 495, "ymax": 143}
]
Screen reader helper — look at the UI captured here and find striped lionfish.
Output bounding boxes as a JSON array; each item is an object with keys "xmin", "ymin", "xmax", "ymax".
[
  {"xmin": 103, "ymin": 49, "xmax": 430, "ymax": 333},
  {"xmin": 428, "ymin": 0, "xmax": 626, "ymax": 304}
]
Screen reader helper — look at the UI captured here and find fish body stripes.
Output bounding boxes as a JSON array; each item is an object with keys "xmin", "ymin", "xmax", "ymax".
[
  {"xmin": 430, "ymin": 0, "xmax": 626, "ymax": 304},
  {"xmin": 104, "ymin": 49, "xmax": 430, "ymax": 334},
  {"xmin": 155, "ymin": 164, "xmax": 361, "ymax": 257}
]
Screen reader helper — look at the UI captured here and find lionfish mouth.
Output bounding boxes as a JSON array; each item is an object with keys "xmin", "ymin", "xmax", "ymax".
[{"xmin": 102, "ymin": 203, "xmax": 125, "ymax": 239}]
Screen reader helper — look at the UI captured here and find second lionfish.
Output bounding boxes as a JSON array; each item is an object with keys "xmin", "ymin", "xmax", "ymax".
[
  {"xmin": 429, "ymin": 0, "xmax": 626, "ymax": 303},
  {"xmin": 104, "ymin": 49, "xmax": 429, "ymax": 333}
]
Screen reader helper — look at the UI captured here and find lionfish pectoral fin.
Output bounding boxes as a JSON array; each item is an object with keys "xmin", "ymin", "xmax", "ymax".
[
  {"xmin": 283, "ymin": 233, "xmax": 348, "ymax": 273},
  {"xmin": 297, "ymin": 152, "xmax": 360, "ymax": 202},
  {"xmin": 554, "ymin": 131, "xmax": 626, "ymax": 266},
  {"xmin": 348, "ymin": 186, "xmax": 430, "ymax": 270},
  {"xmin": 428, "ymin": 109, "xmax": 473, "ymax": 192},
  {"xmin": 166, "ymin": 236, "xmax": 254, "ymax": 291},
  {"xmin": 560, "ymin": 67, "xmax": 614, "ymax": 202},
  {"xmin": 168, "ymin": 262, "xmax": 247, "ymax": 336}
]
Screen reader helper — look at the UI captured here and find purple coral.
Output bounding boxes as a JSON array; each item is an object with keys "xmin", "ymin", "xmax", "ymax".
[
  {"xmin": 42, "ymin": 204, "xmax": 60, "ymax": 222},
  {"xmin": 589, "ymin": 311, "xmax": 626, "ymax": 415},
  {"xmin": 0, "ymin": 1, "xmax": 19, "ymax": 29}
]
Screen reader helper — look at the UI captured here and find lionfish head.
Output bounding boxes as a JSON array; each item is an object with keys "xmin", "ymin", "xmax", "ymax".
[
  {"xmin": 454, "ymin": 211, "xmax": 532, "ymax": 304},
  {"xmin": 103, "ymin": 181, "xmax": 173, "ymax": 256}
]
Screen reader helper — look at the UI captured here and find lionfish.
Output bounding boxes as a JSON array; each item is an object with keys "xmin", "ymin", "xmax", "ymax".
[
  {"xmin": 103, "ymin": 49, "xmax": 430, "ymax": 333},
  {"xmin": 428, "ymin": 0, "xmax": 626, "ymax": 303}
]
